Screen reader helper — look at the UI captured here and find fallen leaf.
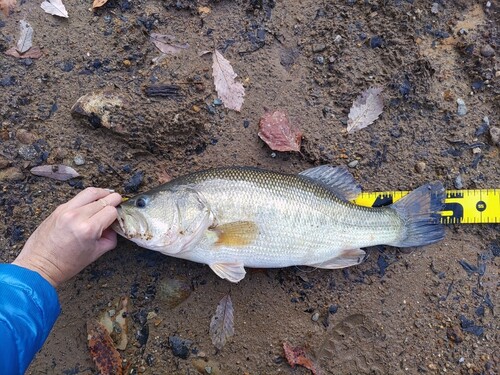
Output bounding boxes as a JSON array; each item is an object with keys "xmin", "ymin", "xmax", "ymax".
[
  {"xmin": 150, "ymin": 33, "xmax": 189, "ymax": 55},
  {"xmin": 40, "ymin": 0, "xmax": 68, "ymax": 18},
  {"xmin": 283, "ymin": 341, "xmax": 320, "ymax": 375},
  {"xmin": 0, "ymin": 0, "xmax": 15, "ymax": 17},
  {"xmin": 156, "ymin": 169, "xmax": 172, "ymax": 184},
  {"xmin": 30, "ymin": 164, "xmax": 80, "ymax": 181},
  {"xmin": 347, "ymin": 87, "xmax": 384, "ymax": 134},
  {"xmin": 92, "ymin": 0, "xmax": 108, "ymax": 9},
  {"xmin": 258, "ymin": 110, "xmax": 302, "ymax": 152},
  {"xmin": 98, "ymin": 296, "xmax": 129, "ymax": 351},
  {"xmin": 87, "ymin": 320, "xmax": 123, "ymax": 375},
  {"xmin": 212, "ymin": 49, "xmax": 245, "ymax": 111},
  {"xmin": 5, "ymin": 46, "xmax": 43, "ymax": 59},
  {"xmin": 209, "ymin": 294, "xmax": 234, "ymax": 351},
  {"xmin": 198, "ymin": 6, "xmax": 211, "ymax": 14},
  {"xmin": 17, "ymin": 20, "xmax": 33, "ymax": 54}
]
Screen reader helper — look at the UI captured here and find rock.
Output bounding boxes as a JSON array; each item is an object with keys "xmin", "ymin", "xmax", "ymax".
[
  {"xmin": 0, "ymin": 157, "xmax": 11, "ymax": 169},
  {"xmin": 431, "ymin": 3, "xmax": 439, "ymax": 14},
  {"xmin": 73, "ymin": 155, "xmax": 85, "ymax": 166},
  {"xmin": 158, "ymin": 277, "xmax": 192, "ymax": 309},
  {"xmin": 447, "ymin": 326, "xmax": 464, "ymax": 343},
  {"xmin": 370, "ymin": 36, "xmax": 384, "ymax": 48},
  {"xmin": 311, "ymin": 312, "xmax": 320, "ymax": 321},
  {"xmin": 454, "ymin": 174, "xmax": 464, "ymax": 189},
  {"xmin": 480, "ymin": 44, "xmax": 495, "ymax": 57},
  {"xmin": 18, "ymin": 145, "xmax": 38, "ymax": 160},
  {"xmin": 456, "ymin": 98, "xmax": 467, "ymax": 116},
  {"xmin": 312, "ymin": 43, "xmax": 326, "ymax": 53},
  {"xmin": 169, "ymin": 335, "xmax": 192, "ymax": 359},
  {"xmin": 489, "ymin": 126, "xmax": 500, "ymax": 146},
  {"xmin": 124, "ymin": 171, "xmax": 144, "ymax": 193},
  {"xmin": 414, "ymin": 161, "xmax": 426, "ymax": 173},
  {"xmin": 313, "ymin": 56, "xmax": 324, "ymax": 65},
  {"xmin": 348, "ymin": 160, "xmax": 359, "ymax": 168},
  {"xmin": 16, "ymin": 129, "xmax": 37, "ymax": 144},
  {"xmin": 0, "ymin": 167, "xmax": 24, "ymax": 182}
]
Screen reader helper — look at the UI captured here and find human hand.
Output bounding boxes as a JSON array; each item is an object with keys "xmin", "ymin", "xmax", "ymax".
[{"xmin": 13, "ymin": 187, "xmax": 122, "ymax": 287}]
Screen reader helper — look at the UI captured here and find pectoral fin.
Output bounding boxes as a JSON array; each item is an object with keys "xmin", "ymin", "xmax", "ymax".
[
  {"xmin": 308, "ymin": 248, "xmax": 366, "ymax": 269},
  {"xmin": 210, "ymin": 262, "xmax": 246, "ymax": 283},
  {"xmin": 210, "ymin": 221, "xmax": 259, "ymax": 247}
]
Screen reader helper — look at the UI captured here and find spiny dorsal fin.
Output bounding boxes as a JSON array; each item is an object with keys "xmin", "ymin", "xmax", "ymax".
[
  {"xmin": 210, "ymin": 221, "xmax": 259, "ymax": 247},
  {"xmin": 299, "ymin": 165, "xmax": 361, "ymax": 201}
]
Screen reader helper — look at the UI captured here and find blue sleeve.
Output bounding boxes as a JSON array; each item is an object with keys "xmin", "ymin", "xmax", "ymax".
[{"xmin": 0, "ymin": 264, "xmax": 61, "ymax": 374}]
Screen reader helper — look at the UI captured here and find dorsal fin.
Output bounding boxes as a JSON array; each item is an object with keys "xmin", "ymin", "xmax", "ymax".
[{"xmin": 299, "ymin": 165, "xmax": 361, "ymax": 201}]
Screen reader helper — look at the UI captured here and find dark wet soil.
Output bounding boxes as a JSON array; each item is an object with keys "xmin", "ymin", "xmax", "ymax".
[{"xmin": 1, "ymin": 0, "xmax": 498, "ymax": 374}]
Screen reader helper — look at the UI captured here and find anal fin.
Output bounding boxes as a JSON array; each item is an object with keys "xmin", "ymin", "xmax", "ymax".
[
  {"xmin": 308, "ymin": 248, "xmax": 366, "ymax": 269},
  {"xmin": 210, "ymin": 262, "xmax": 246, "ymax": 283}
]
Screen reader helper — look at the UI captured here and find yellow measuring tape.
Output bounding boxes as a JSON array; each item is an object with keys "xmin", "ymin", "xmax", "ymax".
[{"xmin": 354, "ymin": 189, "xmax": 499, "ymax": 224}]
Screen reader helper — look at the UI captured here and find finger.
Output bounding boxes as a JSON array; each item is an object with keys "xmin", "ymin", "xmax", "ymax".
[
  {"xmin": 75, "ymin": 192, "xmax": 123, "ymax": 219},
  {"xmin": 91, "ymin": 205, "xmax": 119, "ymax": 235},
  {"xmin": 95, "ymin": 228, "xmax": 117, "ymax": 257},
  {"xmin": 65, "ymin": 187, "xmax": 116, "ymax": 209}
]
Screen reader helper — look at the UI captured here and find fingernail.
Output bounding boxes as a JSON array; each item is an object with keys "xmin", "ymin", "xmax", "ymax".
[{"xmin": 105, "ymin": 189, "xmax": 115, "ymax": 193}]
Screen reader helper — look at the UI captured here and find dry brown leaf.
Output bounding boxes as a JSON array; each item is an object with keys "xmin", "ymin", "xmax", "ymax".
[
  {"xmin": 17, "ymin": 20, "xmax": 33, "ymax": 54},
  {"xmin": 92, "ymin": 0, "xmax": 108, "ymax": 9},
  {"xmin": 212, "ymin": 49, "xmax": 245, "ymax": 111},
  {"xmin": 150, "ymin": 33, "xmax": 189, "ymax": 55},
  {"xmin": 209, "ymin": 294, "xmax": 234, "ymax": 351},
  {"xmin": 30, "ymin": 164, "xmax": 79, "ymax": 181},
  {"xmin": 347, "ymin": 87, "xmax": 384, "ymax": 134},
  {"xmin": 198, "ymin": 6, "xmax": 211, "ymax": 14},
  {"xmin": 40, "ymin": 0, "xmax": 68, "ymax": 18},
  {"xmin": 283, "ymin": 341, "xmax": 320, "ymax": 375},
  {"xmin": 258, "ymin": 110, "xmax": 302, "ymax": 152},
  {"xmin": 0, "ymin": 0, "xmax": 16, "ymax": 17},
  {"xmin": 5, "ymin": 46, "xmax": 43, "ymax": 59},
  {"xmin": 87, "ymin": 320, "xmax": 123, "ymax": 375}
]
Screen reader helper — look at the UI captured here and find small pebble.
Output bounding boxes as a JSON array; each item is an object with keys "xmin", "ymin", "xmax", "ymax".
[
  {"xmin": 192, "ymin": 105, "xmax": 201, "ymax": 113},
  {"xmin": 312, "ymin": 43, "xmax": 326, "ymax": 53},
  {"xmin": 456, "ymin": 98, "xmax": 467, "ymax": 116},
  {"xmin": 313, "ymin": 55, "xmax": 324, "ymax": 64},
  {"xmin": 489, "ymin": 126, "xmax": 500, "ymax": 146},
  {"xmin": 370, "ymin": 36, "xmax": 384, "ymax": 48},
  {"xmin": 431, "ymin": 3, "xmax": 439, "ymax": 14},
  {"xmin": 311, "ymin": 312, "xmax": 320, "ymax": 321},
  {"xmin": 454, "ymin": 174, "xmax": 464, "ymax": 189},
  {"xmin": 73, "ymin": 155, "xmax": 85, "ymax": 166},
  {"xmin": 472, "ymin": 147, "xmax": 481, "ymax": 154},
  {"xmin": 123, "ymin": 59, "xmax": 131, "ymax": 67},
  {"xmin": 333, "ymin": 35, "xmax": 342, "ymax": 44},
  {"xmin": 0, "ymin": 167, "xmax": 24, "ymax": 182},
  {"xmin": 243, "ymin": 120, "xmax": 250, "ymax": 128},
  {"xmin": 480, "ymin": 44, "xmax": 495, "ymax": 58},
  {"xmin": 414, "ymin": 161, "xmax": 426, "ymax": 173},
  {"xmin": 213, "ymin": 98, "xmax": 222, "ymax": 106},
  {"xmin": 348, "ymin": 160, "xmax": 359, "ymax": 168},
  {"xmin": 18, "ymin": 145, "xmax": 38, "ymax": 160}
]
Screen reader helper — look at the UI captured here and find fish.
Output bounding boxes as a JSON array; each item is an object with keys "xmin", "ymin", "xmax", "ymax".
[{"xmin": 112, "ymin": 166, "xmax": 445, "ymax": 283}]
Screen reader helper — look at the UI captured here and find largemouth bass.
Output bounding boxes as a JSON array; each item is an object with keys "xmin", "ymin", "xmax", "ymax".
[{"xmin": 113, "ymin": 166, "xmax": 445, "ymax": 283}]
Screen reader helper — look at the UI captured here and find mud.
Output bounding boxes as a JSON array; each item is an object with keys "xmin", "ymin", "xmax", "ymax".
[{"xmin": 0, "ymin": 0, "xmax": 498, "ymax": 374}]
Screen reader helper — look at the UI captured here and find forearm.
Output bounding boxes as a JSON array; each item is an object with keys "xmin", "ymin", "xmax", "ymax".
[{"xmin": 0, "ymin": 264, "xmax": 61, "ymax": 374}]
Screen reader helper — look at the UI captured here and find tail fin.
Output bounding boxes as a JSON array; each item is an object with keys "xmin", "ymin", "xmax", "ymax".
[{"xmin": 391, "ymin": 182, "xmax": 445, "ymax": 247}]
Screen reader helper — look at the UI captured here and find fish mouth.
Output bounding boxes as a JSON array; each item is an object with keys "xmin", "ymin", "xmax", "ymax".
[{"xmin": 112, "ymin": 206, "xmax": 150, "ymax": 240}]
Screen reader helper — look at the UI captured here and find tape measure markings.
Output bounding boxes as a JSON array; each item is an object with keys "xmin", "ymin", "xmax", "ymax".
[{"xmin": 353, "ymin": 189, "xmax": 499, "ymax": 224}]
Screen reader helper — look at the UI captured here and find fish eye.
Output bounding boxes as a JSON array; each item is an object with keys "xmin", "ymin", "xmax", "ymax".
[{"xmin": 135, "ymin": 197, "xmax": 147, "ymax": 208}]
